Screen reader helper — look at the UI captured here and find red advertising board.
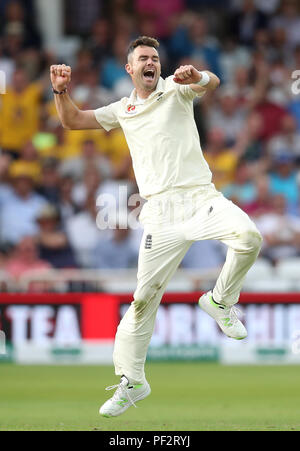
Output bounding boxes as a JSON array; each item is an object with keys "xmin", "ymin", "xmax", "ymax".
[{"xmin": 1, "ymin": 292, "xmax": 300, "ymax": 342}]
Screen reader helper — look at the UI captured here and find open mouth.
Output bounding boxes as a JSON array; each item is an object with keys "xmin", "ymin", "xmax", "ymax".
[{"xmin": 143, "ymin": 69, "xmax": 155, "ymax": 81}]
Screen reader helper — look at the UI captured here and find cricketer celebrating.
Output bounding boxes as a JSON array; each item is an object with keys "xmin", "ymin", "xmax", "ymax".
[{"xmin": 50, "ymin": 36, "xmax": 262, "ymax": 418}]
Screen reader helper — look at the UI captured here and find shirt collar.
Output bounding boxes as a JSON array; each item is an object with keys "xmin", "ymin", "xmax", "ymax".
[{"xmin": 128, "ymin": 77, "xmax": 165, "ymax": 106}]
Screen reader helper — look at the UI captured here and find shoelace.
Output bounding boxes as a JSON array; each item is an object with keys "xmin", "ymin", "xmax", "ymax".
[
  {"xmin": 105, "ymin": 382, "xmax": 137, "ymax": 408},
  {"xmin": 224, "ymin": 305, "xmax": 244, "ymax": 326}
]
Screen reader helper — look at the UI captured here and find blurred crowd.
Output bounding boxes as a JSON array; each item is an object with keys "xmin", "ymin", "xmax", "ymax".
[{"xmin": 1, "ymin": 0, "xmax": 300, "ymax": 288}]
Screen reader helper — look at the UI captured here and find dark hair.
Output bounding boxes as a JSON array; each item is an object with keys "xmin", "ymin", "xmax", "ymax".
[{"xmin": 127, "ymin": 36, "xmax": 160, "ymax": 60}]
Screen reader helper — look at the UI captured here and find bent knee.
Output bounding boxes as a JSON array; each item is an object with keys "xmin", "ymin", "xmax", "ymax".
[{"xmin": 239, "ymin": 229, "xmax": 263, "ymax": 253}]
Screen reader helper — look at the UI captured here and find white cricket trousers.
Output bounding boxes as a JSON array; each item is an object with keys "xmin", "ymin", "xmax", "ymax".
[{"xmin": 113, "ymin": 184, "xmax": 262, "ymax": 383}]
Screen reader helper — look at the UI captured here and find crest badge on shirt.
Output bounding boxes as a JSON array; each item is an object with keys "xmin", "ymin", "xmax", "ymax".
[{"xmin": 126, "ymin": 104, "xmax": 137, "ymax": 115}]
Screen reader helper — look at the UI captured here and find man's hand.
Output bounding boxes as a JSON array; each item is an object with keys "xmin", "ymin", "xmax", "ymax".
[
  {"xmin": 173, "ymin": 66, "xmax": 220, "ymax": 92},
  {"xmin": 50, "ymin": 63, "xmax": 102, "ymax": 130},
  {"xmin": 50, "ymin": 64, "xmax": 72, "ymax": 91},
  {"xmin": 173, "ymin": 65, "xmax": 201, "ymax": 85}
]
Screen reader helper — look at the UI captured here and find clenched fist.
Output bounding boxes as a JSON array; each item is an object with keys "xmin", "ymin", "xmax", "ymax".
[
  {"xmin": 50, "ymin": 64, "xmax": 72, "ymax": 91},
  {"xmin": 173, "ymin": 65, "xmax": 201, "ymax": 85}
]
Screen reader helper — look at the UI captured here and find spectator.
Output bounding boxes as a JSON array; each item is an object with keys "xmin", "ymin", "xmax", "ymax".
[
  {"xmin": 35, "ymin": 204, "xmax": 78, "ymax": 269},
  {"xmin": 0, "ymin": 68, "xmax": 42, "ymax": 157},
  {"xmin": 72, "ymin": 69, "xmax": 116, "ymax": 110},
  {"xmin": 71, "ymin": 48, "xmax": 95, "ymax": 87},
  {"xmin": 269, "ymin": 26, "xmax": 290, "ymax": 64},
  {"xmin": 17, "ymin": 140, "xmax": 42, "ymax": 181},
  {"xmin": 219, "ymin": 37, "xmax": 250, "ymax": 84},
  {"xmin": 72, "ymin": 165, "xmax": 102, "ymax": 209},
  {"xmin": 254, "ymin": 0, "xmax": 280, "ymax": 16},
  {"xmin": 253, "ymin": 26, "xmax": 269, "ymax": 51},
  {"xmin": 204, "ymin": 127, "xmax": 239, "ymax": 190},
  {"xmin": 243, "ymin": 174, "xmax": 274, "ymax": 217},
  {"xmin": 66, "ymin": 194, "xmax": 108, "ymax": 268},
  {"xmin": 231, "ymin": 0, "xmax": 268, "ymax": 47},
  {"xmin": 93, "ymin": 214, "xmax": 138, "ymax": 269},
  {"xmin": 268, "ymin": 114, "xmax": 300, "ymax": 161},
  {"xmin": 65, "ymin": 0, "xmax": 103, "ymax": 36},
  {"xmin": 37, "ymin": 157, "xmax": 61, "ymax": 206},
  {"xmin": 250, "ymin": 60, "xmax": 289, "ymax": 142},
  {"xmin": 100, "ymin": 34, "xmax": 131, "ymax": 95},
  {"xmin": 86, "ymin": 18, "xmax": 111, "ymax": 66},
  {"xmin": 0, "ymin": 160, "xmax": 47, "ymax": 245},
  {"xmin": 254, "ymin": 194, "xmax": 300, "ymax": 263},
  {"xmin": 207, "ymin": 85, "xmax": 246, "ymax": 145},
  {"xmin": 31, "ymin": 107, "xmax": 58, "ymax": 159},
  {"xmin": 97, "ymin": 154, "xmax": 135, "ymax": 212},
  {"xmin": 57, "ymin": 175, "xmax": 80, "ymax": 228},
  {"xmin": 232, "ymin": 65, "xmax": 253, "ymax": 106},
  {"xmin": 269, "ymin": 0, "xmax": 300, "ymax": 48},
  {"xmin": 0, "ymin": 1, "xmax": 38, "ymax": 60},
  {"xmin": 59, "ymin": 139, "xmax": 112, "ymax": 181},
  {"xmin": 223, "ymin": 160, "xmax": 257, "ymax": 207},
  {"xmin": 135, "ymin": 0, "xmax": 185, "ymax": 40},
  {"xmin": 240, "ymin": 112, "xmax": 265, "ymax": 163},
  {"xmin": 4, "ymin": 235, "xmax": 52, "ymax": 281},
  {"xmin": 255, "ymin": 96, "xmax": 289, "ymax": 142},
  {"xmin": 169, "ymin": 13, "xmax": 221, "ymax": 77},
  {"xmin": 105, "ymin": 128, "xmax": 131, "ymax": 170},
  {"xmin": 268, "ymin": 57, "xmax": 294, "ymax": 107},
  {"xmin": 269, "ymin": 152, "xmax": 299, "ymax": 212}
]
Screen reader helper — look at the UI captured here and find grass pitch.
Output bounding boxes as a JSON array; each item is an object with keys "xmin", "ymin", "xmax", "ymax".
[{"xmin": 0, "ymin": 363, "xmax": 299, "ymax": 431}]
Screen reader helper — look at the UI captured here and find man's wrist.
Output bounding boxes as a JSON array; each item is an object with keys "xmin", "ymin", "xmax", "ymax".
[
  {"xmin": 196, "ymin": 71, "xmax": 210, "ymax": 87},
  {"xmin": 52, "ymin": 87, "xmax": 67, "ymax": 95}
]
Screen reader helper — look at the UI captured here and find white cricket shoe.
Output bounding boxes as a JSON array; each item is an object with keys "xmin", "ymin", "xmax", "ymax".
[
  {"xmin": 199, "ymin": 291, "xmax": 247, "ymax": 340},
  {"xmin": 99, "ymin": 375, "xmax": 151, "ymax": 418}
]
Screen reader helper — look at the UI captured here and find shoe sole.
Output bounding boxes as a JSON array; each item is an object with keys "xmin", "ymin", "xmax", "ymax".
[
  {"xmin": 100, "ymin": 386, "xmax": 151, "ymax": 418},
  {"xmin": 199, "ymin": 295, "xmax": 247, "ymax": 340}
]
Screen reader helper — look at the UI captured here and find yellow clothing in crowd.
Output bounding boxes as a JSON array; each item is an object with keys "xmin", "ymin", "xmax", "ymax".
[
  {"xmin": 9, "ymin": 159, "xmax": 41, "ymax": 182},
  {"xmin": 46, "ymin": 98, "xmax": 130, "ymax": 166},
  {"xmin": 204, "ymin": 150, "xmax": 239, "ymax": 190},
  {"xmin": 0, "ymin": 83, "xmax": 42, "ymax": 152},
  {"xmin": 106, "ymin": 128, "xmax": 130, "ymax": 167}
]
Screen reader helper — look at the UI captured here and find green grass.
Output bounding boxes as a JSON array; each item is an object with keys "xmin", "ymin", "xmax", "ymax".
[{"xmin": 0, "ymin": 363, "xmax": 299, "ymax": 431}]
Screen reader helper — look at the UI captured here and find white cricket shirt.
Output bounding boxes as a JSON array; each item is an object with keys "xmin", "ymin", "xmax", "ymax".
[{"xmin": 94, "ymin": 76, "xmax": 212, "ymax": 199}]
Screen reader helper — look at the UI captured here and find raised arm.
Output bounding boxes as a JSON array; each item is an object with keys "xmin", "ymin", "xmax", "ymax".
[
  {"xmin": 50, "ymin": 64, "xmax": 102, "ymax": 130},
  {"xmin": 173, "ymin": 65, "xmax": 220, "ymax": 94}
]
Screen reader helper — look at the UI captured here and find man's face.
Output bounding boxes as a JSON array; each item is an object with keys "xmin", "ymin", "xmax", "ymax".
[
  {"xmin": 126, "ymin": 45, "xmax": 161, "ymax": 93},
  {"xmin": 14, "ymin": 176, "xmax": 33, "ymax": 197}
]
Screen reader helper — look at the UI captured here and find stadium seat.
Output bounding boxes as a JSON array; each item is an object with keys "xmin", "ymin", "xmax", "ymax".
[
  {"xmin": 244, "ymin": 258, "xmax": 274, "ymax": 281},
  {"xmin": 276, "ymin": 258, "xmax": 300, "ymax": 281},
  {"xmin": 243, "ymin": 278, "xmax": 293, "ymax": 292}
]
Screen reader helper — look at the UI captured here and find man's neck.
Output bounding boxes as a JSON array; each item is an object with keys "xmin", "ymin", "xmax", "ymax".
[{"xmin": 135, "ymin": 88, "xmax": 155, "ymax": 100}]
